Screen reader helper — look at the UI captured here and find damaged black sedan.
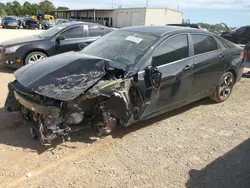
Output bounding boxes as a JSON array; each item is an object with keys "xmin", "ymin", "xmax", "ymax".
[{"xmin": 5, "ymin": 26, "xmax": 245, "ymax": 145}]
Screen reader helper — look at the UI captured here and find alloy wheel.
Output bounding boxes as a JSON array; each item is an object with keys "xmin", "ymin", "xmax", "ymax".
[
  {"xmin": 28, "ymin": 53, "xmax": 46, "ymax": 64},
  {"xmin": 219, "ymin": 75, "xmax": 234, "ymax": 101}
]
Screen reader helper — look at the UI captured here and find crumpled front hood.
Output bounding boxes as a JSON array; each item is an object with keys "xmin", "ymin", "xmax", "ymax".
[{"xmin": 15, "ymin": 51, "xmax": 109, "ymax": 101}]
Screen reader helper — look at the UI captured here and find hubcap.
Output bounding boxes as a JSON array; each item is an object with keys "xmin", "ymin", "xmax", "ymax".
[
  {"xmin": 219, "ymin": 75, "xmax": 234, "ymax": 100},
  {"xmin": 28, "ymin": 54, "xmax": 46, "ymax": 64}
]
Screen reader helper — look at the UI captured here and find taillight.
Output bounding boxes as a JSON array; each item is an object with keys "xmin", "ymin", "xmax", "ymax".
[{"xmin": 241, "ymin": 49, "xmax": 247, "ymax": 59}]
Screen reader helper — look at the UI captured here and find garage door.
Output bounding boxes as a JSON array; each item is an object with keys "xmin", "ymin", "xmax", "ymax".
[
  {"xmin": 131, "ymin": 12, "xmax": 140, "ymax": 26},
  {"xmin": 116, "ymin": 12, "xmax": 130, "ymax": 28}
]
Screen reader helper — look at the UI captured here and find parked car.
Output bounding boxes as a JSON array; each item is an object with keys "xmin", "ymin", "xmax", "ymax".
[
  {"xmin": 42, "ymin": 19, "xmax": 55, "ymax": 30},
  {"xmin": 56, "ymin": 19, "xmax": 68, "ymax": 25},
  {"xmin": 22, "ymin": 17, "xmax": 39, "ymax": 29},
  {"xmin": 242, "ymin": 41, "xmax": 250, "ymax": 63},
  {"xmin": 4, "ymin": 26, "xmax": 245, "ymax": 145},
  {"xmin": 0, "ymin": 17, "xmax": 2, "ymax": 26},
  {"xmin": 221, "ymin": 25, "xmax": 250, "ymax": 45},
  {"xmin": 0, "ymin": 22, "xmax": 113, "ymax": 68},
  {"xmin": 17, "ymin": 17, "xmax": 26, "ymax": 27},
  {"xmin": 167, "ymin": 23, "xmax": 202, "ymax": 29},
  {"xmin": 2, "ymin": 16, "xmax": 21, "ymax": 29}
]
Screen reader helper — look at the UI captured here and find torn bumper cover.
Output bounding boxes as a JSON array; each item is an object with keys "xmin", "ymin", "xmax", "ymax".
[
  {"xmin": 14, "ymin": 91, "xmax": 60, "ymax": 116},
  {"xmin": 5, "ymin": 52, "xmax": 140, "ymax": 145}
]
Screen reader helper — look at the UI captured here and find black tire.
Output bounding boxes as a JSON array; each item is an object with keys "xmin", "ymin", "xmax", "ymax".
[
  {"xmin": 210, "ymin": 72, "xmax": 235, "ymax": 103},
  {"xmin": 24, "ymin": 51, "xmax": 47, "ymax": 65}
]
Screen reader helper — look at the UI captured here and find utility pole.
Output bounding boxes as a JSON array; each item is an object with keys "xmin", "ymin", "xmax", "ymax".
[
  {"xmin": 146, "ymin": 0, "xmax": 148, "ymax": 7},
  {"xmin": 112, "ymin": 0, "xmax": 114, "ymax": 8},
  {"xmin": 177, "ymin": 5, "xmax": 179, "ymax": 10}
]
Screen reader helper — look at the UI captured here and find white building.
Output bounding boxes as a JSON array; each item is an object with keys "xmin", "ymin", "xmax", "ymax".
[
  {"xmin": 53, "ymin": 7, "xmax": 183, "ymax": 28},
  {"xmin": 113, "ymin": 8, "xmax": 183, "ymax": 28}
]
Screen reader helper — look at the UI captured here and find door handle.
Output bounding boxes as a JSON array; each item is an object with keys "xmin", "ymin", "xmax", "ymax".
[
  {"xmin": 183, "ymin": 65, "xmax": 193, "ymax": 71},
  {"xmin": 220, "ymin": 54, "xmax": 225, "ymax": 59}
]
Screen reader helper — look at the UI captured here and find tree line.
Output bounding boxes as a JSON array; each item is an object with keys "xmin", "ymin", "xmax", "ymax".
[{"xmin": 0, "ymin": 0, "xmax": 69, "ymax": 17}]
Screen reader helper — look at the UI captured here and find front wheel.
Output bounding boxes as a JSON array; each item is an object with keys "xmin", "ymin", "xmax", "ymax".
[
  {"xmin": 210, "ymin": 72, "xmax": 235, "ymax": 103},
  {"xmin": 24, "ymin": 51, "xmax": 47, "ymax": 65}
]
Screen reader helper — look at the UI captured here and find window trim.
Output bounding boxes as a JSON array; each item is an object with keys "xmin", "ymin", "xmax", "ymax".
[
  {"xmin": 151, "ymin": 33, "xmax": 191, "ymax": 68},
  {"xmin": 59, "ymin": 25, "xmax": 85, "ymax": 39},
  {"xmin": 190, "ymin": 33, "xmax": 221, "ymax": 57},
  {"xmin": 88, "ymin": 26, "xmax": 105, "ymax": 37},
  {"xmin": 138, "ymin": 33, "xmax": 193, "ymax": 71}
]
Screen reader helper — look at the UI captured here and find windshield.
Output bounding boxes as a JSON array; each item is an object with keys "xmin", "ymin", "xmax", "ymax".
[
  {"xmin": 39, "ymin": 24, "xmax": 67, "ymax": 38},
  {"xmin": 82, "ymin": 30, "xmax": 159, "ymax": 66}
]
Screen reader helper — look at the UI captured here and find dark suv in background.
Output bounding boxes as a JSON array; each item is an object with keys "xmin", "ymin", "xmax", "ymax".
[
  {"xmin": 221, "ymin": 26, "xmax": 250, "ymax": 45},
  {"xmin": 2, "ymin": 16, "xmax": 21, "ymax": 29},
  {"xmin": 22, "ymin": 17, "xmax": 40, "ymax": 29}
]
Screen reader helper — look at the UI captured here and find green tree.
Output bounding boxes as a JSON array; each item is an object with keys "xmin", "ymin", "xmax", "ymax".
[
  {"xmin": 0, "ymin": 2, "xmax": 5, "ymax": 9},
  {"xmin": 5, "ymin": 2, "xmax": 13, "ymax": 15},
  {"xmin": 12, "ymin": 1, "xmax": 22, "ymax": 16},
  {"xmin": 56, "ymin": 6, "xmax": 69, "ymax": 10},
  {"xmin": 0, "ymin": 8, "xmax": 6, "ymax": 16},
  {"xmin": 23, "ymin": 1, "xmax": 32, "ymax": 15},
  {"xmin": 39, "ymin": 0, "xmax": 55, "ymax": 11},
  {"xmin": 30, "ymin": 3, "xmax": 40, "ymax": 15}
]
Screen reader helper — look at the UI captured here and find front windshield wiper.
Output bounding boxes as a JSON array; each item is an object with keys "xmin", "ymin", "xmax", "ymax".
[{"xmin": 37, "ymin": 35, "xmax": 45, "ymax": 39}]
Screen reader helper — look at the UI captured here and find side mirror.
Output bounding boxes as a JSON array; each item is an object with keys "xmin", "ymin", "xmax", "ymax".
[
  {"xmin": 57, "ymin": 35, "xmax": 65, "ymax": 41},
  {"xmin": 145, "ymin": 65, "xmax": 162, "ymax": 89},
  {"xmin": 78, "ymin": 42, "xmax": 89, "ymax": 50}
]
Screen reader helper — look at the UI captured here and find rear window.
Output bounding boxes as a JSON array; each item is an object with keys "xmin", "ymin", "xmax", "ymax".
[
  {"xmin": 4, "ymin": 17, "xmax": 15, "ymax": 20},
  {"xmin": 214, "ymin": 35, "xmax": 236, "ymax": 49},
  {"xmin": 89, "ymin": 26, "xmax": 105, "ymax": 37},
  {"xmin": 192, "ymin": 34, "xmax": 218, "ymax": 55}
]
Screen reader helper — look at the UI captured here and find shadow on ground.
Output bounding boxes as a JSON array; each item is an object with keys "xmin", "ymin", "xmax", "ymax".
[
  {"xmin": 0, "ymin": 98, "xmax": 214, "ymax": 154},
  {"xmin": 113, "ymin": 98, "xmax": 214, "ymax": 139},
  {"xmin": 0, "ymin": 65, "xmax": 15, "ymax": 74},
  {"xmin": 186, "ymin": 138, "xmax": 250, "ymax": 188}
]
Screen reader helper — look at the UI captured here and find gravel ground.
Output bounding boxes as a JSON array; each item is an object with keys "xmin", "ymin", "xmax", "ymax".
[{"xmin": 0, "ymin": 28, "xmax": 250, "ymax": 188}]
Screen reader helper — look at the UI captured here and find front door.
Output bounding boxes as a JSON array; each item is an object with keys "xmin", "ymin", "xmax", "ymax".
[
  {"xmin": 55, "ymin": 25, "xmax": 88, "ymax": 54},
  {"xmin": 139, "ymin": 34, "xmax": 194, "ymax": 119}
]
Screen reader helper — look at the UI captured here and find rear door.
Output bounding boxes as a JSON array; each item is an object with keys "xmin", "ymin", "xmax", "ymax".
[
  {"xmin": 55, "ymin": 25, "xmax": 88, "ymax": 54},
  {"xmin": 190, "ymin": 34, "xmax": 228, "ymax": 100}
]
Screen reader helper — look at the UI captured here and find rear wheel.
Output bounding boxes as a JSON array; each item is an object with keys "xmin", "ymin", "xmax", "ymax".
[
  {"xmin": 24, "ymin": 51, "xmax": 47, "ymax": 65},
  {"xmin": 210, "ymin": 72, "xmax": 235, "ymax": 103}
]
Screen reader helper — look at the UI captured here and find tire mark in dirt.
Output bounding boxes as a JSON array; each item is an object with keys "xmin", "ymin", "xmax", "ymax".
[{"xmin": 3, "ymin": 136, "xmax": 114, "ymax": 188}]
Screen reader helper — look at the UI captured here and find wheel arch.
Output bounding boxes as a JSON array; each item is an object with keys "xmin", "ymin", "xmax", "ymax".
[
  {"xmin": 226, "ymin": 69, "xmax": 237, "ymax": 83},
  {"xmin": 22, "ymin": 49, "xmax": 49, "ymax": 65}
]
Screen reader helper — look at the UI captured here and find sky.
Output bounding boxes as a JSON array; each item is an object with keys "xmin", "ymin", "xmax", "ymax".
[{"xmin": 1, "ymin": 0, "xmax": 250, "ymax": 27}]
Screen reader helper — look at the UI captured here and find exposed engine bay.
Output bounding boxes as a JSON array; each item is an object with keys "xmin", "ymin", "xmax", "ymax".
[{"xmin": 4, "ymin": 53, "xmax": 145, "ymax": 145}]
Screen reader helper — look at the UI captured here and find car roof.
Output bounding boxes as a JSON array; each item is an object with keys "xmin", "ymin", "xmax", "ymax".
[
  {"xmin": 62, "ymin": 21, "xmax": 100, "ymax": 27},
  {"xmin": 120, "ymin": 26, "xmax": 207, "ymax": 36},
  {"xmin": 3, "ymin": 16, "xmax": 15, "ymax": 19}
]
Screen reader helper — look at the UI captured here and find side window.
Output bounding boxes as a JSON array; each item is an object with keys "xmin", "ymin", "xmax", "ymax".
[
  {"xmin": 89, "ymin": 26, "xmax": 105, "ymax": 37},
  {"xmin": 152, "ymin": 35, "xmax": 189, "ymax": 67},
  {"xmin": 61, "ymin": 26, "xmax": 83, "ymax": 39},
  {"xmin": 104, "ymin": 28, "xmax": 112, "ymax": 34},
  {"xmin": 192, "ymin": 35, "xmax": 218, "ymax": 55}
]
